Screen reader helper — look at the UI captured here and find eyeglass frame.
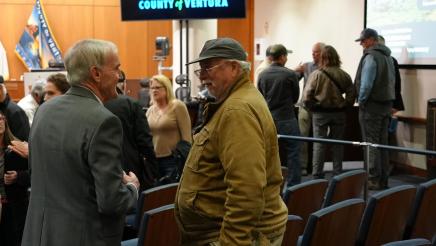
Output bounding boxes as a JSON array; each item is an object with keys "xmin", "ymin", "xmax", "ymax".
[
  {"xmin": 150, "ymin": 85, "xmax": 165, "ymax": 90},
  {"xmin": 193, "ymin": 62, "xmax": 225, "ymax": 78}
]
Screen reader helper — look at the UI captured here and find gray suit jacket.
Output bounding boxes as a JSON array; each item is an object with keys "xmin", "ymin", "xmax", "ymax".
[{"xmin": 22, "ymin": 86, "xmax": 137, "ymax": 246}]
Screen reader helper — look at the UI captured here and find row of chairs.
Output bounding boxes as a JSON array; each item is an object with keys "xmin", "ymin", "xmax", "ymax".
[
  {"xmin": 282, "ymin": 178, "xmax": 436, "ymax": 246},
  {"xmin": 125, "ymin": 182, "xmax": 179, "ymax": 231},
  {"xmin": 123, "ymin": 204, "xmax": 179, "ymax": 246},
  {"xmin": 283, "ymin": 169, "xmax": 367, "ymax": 226},
  {"xmin": 123, "ymin": 182, "xmax": 180, "ymax": 246},
  {"xmin": 122, "ymin": 172, "xmax": 435, "ymax": 245}
]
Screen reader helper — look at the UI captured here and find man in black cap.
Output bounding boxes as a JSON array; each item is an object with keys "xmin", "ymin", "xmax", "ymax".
[
  {"xmin": 257, "ymin": 44, "xmax": 301, "ymax": 186},
  {"xmin": 0, "ymin": 75, "xmax": 30, "ymax": 141},
  {"xmin": 354, "ymin": 28, "xmax": 395, "ymax": 190},
  {"xmin": 175, "ymin": 38, "xmax": 287, "ymax": 245}
]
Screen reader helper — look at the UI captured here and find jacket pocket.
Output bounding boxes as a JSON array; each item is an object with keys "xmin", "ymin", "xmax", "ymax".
[
  {"xmin": 185, "ymin": 127, "xmax": 210, "ymax": 171},
  {"xmin": 178, "ymin": 190, "xmax": 218, "ymax": 230}
]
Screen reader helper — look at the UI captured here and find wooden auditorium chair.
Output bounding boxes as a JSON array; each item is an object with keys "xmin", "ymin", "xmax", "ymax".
[
  {"xmin": 356, "ymin": 185, "xmax": 416, "ymax": 246},
  {"xmin": 381, "ymin": 238, "xmax": 432, "ymax": 246},
  {"xmin": 283, "ymin": 179, "xmax": 328, "ymax": 226},
  {"xmin": 282, "ymin": 215, "xmax": 304, "ymax": 246},
  {"xmin": 404, "ymin": 178, "xmax": 436, "ymax": 241},
  {"xmin": 322, "ymin": 169, "xmax": 367, "ymax": 208},
  {"xmin": 297, "ymin": 198, "xmax": 365, "ymax": 246},
  {"xmin": 126, "ymin": 182, "xmax": 179, "ymax": 230},
  {"xmin": 122, "ymin": 204, "xmax": 179, "ymax": 246}
]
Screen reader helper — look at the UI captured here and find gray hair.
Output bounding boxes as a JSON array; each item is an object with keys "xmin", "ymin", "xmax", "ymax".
[
  {"xmin": 64, "ymin": 39, "xmax": 118, "ymax": 86},
  {"xmin": 31, "ymin": 81, "xmax": 45, "ymax": 96},
  {"xmin": 227, "ymin": 59, "xmax": 251, "ymax": 74}
]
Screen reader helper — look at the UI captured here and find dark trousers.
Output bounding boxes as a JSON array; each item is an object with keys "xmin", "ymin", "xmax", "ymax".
[
  {"xmin": 0, "ymin": 199, "xmax": 29, "ymax": 246},
  {"xmin": 359, "ymin": 102, "xmax": 392, "ymax": 186},
  {"xmin": 312, "ymin": 112, "xmax": 346, "ymax": 178},
  {"xmin": 276, "ymin": 118, "xmax": 301, "ymax": 186}
]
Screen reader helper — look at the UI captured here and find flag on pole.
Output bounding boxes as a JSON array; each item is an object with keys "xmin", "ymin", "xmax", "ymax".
[
  {"xmin": 0, "ymin": 41, "xmax": 9, "ymax": 80},
  {"xmin": 15, "ymin": 0, "xmax": 62, "ymax": 70}
]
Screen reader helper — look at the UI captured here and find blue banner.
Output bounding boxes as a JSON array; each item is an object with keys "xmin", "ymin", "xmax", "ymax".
[{"xmin": 15, "ymin": 0, "xmax": 62, "ymax": 70}]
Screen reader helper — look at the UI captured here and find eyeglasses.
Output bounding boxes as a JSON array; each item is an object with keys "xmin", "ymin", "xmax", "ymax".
[
  {"xmin": 150, "ymin": 86, "xmax": 164, "ymax": 90},
  {"xmin": 194, "ymin": 63, "xmax": 224, "ymax": 78}
]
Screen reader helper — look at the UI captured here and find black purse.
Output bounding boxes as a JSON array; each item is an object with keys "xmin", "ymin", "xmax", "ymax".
[{"xmin": 171, "ymin": 140, "xmax": 192, "ymax": 181}]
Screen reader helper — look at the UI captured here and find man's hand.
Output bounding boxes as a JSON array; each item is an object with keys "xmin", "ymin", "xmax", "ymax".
[
  {"xmin": 8, "ymin": 140, "xmax": 29, "ymax": 159},
  {"xmin": 294, "ymin": 62, "xmax": 305, "ymax": 73},
  {"xmin": 4, "ymin": 171, "xmax": 18, "ymax": 185},
  {"xmin": 123, "ymin": 171, "xmax": 140, "ymax": 190}
]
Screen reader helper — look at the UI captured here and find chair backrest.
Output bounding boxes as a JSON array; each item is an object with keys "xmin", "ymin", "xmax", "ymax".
[
  {"xmin": 356, "ymin": 185, "xmax": 417, "ymax": 246},
  {"xmin": 137, "ymin": 204, "xmax": 180, "ymax": 246},
  {"xmin": 404, "ymin": 178, "xmax": 436, "ymax": 241},
  {"xmin": 175, "ymin": 86, "xmax": 190, "ymax": 102},
  {"xmin": 382, "ymin": 238, "xmax": 432, "ymax": 246},
  {"xmin": 282, "ymin": 215, "xmax": 304, "ymax": 246},
  {"xmin": 322, "ymin": 169, "xmax": 367, "ymax": 208},
  {"xmin": 134, "ymin": 183, "xmax": 179, "ymax": 229},
  {"xmin": 283, "ymin": 179, "xmax": 329, "ymax": 226},
  {"xmin": 299, "ymin": 198, "xmax": 365, "ymax": 246}
]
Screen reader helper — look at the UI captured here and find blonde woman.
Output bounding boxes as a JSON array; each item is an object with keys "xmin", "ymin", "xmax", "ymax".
[{"xmin": 146, "ymin": 75, "xmax": 191, "ymax": 182}]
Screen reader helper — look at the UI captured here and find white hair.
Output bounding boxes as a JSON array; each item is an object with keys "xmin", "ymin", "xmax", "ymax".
[
  {"xmin": 227, "ymin": 59, "xmax": 251, "ymax": 74},
  {"xmin": 64, "ymin": 39, "xmax": 118, "ymax": 86}
]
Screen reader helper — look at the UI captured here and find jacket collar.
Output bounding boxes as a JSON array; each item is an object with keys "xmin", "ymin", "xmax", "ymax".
[
  {"xmin": 198, "ymin": 73, "xmax": 251, "ymax": 131},
  {"xmin": 66, "ymin": 86, "xmax": 102, "ymax": 104},
  {"xmin": 271, "ymin": 62, "xmax": 284, "ymax": 67}
]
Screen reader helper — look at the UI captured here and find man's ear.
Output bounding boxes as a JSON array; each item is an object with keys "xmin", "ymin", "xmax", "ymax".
[
  {"xmin": 89, "ymin": 65, "xmax": 101, "ymax": 82},
  {"xmin": 230, "ymin": 61, "xmax": 241, "ymax": 76}
]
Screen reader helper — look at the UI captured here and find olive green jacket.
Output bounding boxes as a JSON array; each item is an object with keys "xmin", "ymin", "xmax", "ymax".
[{"xmin": 175, "ymin": 73, "xmax": 288, "ymax": 246}]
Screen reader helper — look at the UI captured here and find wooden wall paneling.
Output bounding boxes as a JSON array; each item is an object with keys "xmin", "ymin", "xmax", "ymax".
[
  {"xmin": 42, "ymin": 0, "xmax": 93, "ymax": 5},
  {"xmin": 93, "ymin": 0, "xmax": 119, "ymax": 7},
  {"xmin": 217, "ymin": 0, "xmax": 254, "ymax": 80},
  {"xmin": 44, "ymin": 5, "xmax": 94, "ymax": 52},
  {"xmin": 4, "ymin": 80, "xmax": 25, "ymax": 102},
  {"xmin": 0, "ymin": 0, "xmax": 34, "ymax": 4},
  {"xmin": 0, "ymin": 3, "xmax": 34, "ymax": 79},
  {"xmin": 93, "ymin": 5, "xmax": 138, "ymax": 77},
  {"xmin": 93, "ymin": 6, "xmax": 173, "ymax": 80},
  {"xmin": 1, "ymin": 1, "xmax": 172, "ymax": 82},
  {"xmin": 119, "ymin": 22, "xmax": 152, "ymax": 79},
  {"xmin": 94, "ymin": 0, "xmax": 171, "ymax": 80}
]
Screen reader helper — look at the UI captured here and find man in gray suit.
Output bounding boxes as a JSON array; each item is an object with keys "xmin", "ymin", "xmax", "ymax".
[{"xmin": 21, "ymin": 39, "xmax": 139, "ymax": 246}]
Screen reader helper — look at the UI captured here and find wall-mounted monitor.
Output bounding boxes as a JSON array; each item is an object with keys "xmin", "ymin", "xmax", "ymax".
[
  {"xmin": 121, "ymin": 0, "xmax": 246, "ymax": 21},
  {"xmin": 365, "ymin": 0, "xmax": 436, "ymax": 67}
]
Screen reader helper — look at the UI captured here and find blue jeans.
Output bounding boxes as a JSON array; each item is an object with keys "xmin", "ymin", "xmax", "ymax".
[{"xmin": 276, "ymin": 118, "xmax": 301, "ymax": 186}]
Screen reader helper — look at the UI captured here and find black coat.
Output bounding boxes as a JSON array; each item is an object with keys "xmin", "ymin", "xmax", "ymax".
[
  {"xmin": 392, "ymin": 57, "xmax": 405, "ymax": 111},
  {"xmin": 257, "ymin": 63, "xmax": 300, "ymax": 121},
  {"xmin": 0, "ymin": 94, "xmax": 30, "ymax": 141},
  {"xmin": 104, "ymin": 95, "xmax": 156, "ymax": 190},
  {"xmin": 1, "ymin": 150, "xmax": 29, "ymax": 246},
  {"xmin": 4, "ymin": 149, "xmax": 29, "ymax": 202}
]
